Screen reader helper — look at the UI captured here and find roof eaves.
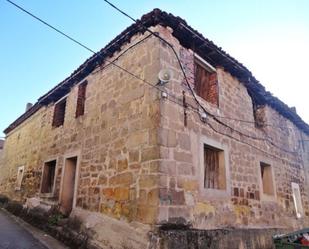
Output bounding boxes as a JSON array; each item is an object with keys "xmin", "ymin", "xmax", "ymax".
[{"xmin": 4, "ymin": 8, "xmax": 309, "ymax": 135}]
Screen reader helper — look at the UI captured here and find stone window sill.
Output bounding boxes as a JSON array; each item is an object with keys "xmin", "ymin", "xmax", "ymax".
[{"xmin": 199, "ymin": 188, "xmax": 230, "ymax": 201}]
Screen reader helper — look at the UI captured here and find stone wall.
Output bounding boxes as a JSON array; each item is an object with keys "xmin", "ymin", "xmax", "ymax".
[
  {"xmin": 155, "ymin": 25, "xmax": 309, "ymax": 235},
  {"xmin": 0, "ymin": 31, "xmax": 163, "ymax": 248}
]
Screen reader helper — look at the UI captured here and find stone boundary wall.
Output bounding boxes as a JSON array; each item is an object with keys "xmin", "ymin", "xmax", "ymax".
[{"xmin": 158, "ymin": 226, "xmax": 286, "ymax": 249}]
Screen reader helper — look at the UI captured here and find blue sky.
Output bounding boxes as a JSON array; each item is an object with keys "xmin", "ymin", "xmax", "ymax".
[{"xmin": 1, "ymin": 0, "xmax": 308, "ymax": 138}]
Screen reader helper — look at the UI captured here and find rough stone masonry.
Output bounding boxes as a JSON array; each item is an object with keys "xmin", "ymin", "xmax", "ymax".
[{"xmin": 1, "ymin": 9, "xmax": 309, "ymax": 249}]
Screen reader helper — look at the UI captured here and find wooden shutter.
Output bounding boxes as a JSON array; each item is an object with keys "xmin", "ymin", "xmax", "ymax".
[
  {"xmin": 76, "ymin": 81, "xmax": 87, "ymax": 117},
  {"xmin": 195, "ymin": 62, "xmax": 218, "ymax": 106},
  {"xmin": 52, "ymin": 99, "xmax": 66, "ymax": 127},
  {"xmin": 204, "ymin": 146, "xmax": 219, "ymax": 189}
]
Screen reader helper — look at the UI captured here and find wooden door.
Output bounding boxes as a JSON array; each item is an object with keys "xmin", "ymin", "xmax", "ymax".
[{"xmin": 60, "ymin": 157, "xmax": 77, "ymax": 215}]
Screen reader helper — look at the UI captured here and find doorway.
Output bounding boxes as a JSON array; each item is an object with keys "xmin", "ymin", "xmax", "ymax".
[{"xmin": 60, "ymin": 156, "xmax": 78, "ymax": 215}]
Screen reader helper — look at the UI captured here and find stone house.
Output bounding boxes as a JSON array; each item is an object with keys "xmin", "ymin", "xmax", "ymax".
[{"xmin": 1, "ymin": 9, "xmax": 309, "ymax": 249}]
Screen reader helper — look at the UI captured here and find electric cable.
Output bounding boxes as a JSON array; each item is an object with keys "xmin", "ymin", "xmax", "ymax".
[
  {"xmin": 92, "ymin": 36, "xmax": 302, "ymax": 157},
  {"xmin": 101, "ymin": 0, "xmax": 301, "ymax": 155},
  {"xmin": 102, "ymin": 0, "xmax": 209, "ymax": 117},
  {"xmin": 5, "ymin": 0, "xmax": 301, "ymax": 156},
  {"xmin": 6, "ymin": 0, "xmax": 294, "ymax": 131},
  {"xmin": 4, "ymin": 0, "xmax": 169, "ymax": 102},
  {"xmin": 6, "ymin": 0, "xmax": 97, "ymax": 54}
]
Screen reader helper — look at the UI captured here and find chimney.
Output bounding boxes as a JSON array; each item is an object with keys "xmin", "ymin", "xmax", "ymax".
[{"xmin": 25, "ymin": 103, "xmax": 33, "ymax": 112}]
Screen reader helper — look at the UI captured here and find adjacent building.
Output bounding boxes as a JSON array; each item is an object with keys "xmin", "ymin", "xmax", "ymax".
[
  {"xmin": 0, "ymin": 139, "xmax": 4, "ymax": 160},
  {"xmin": 1, "ymin": 9, "xmax": 309, "ymax": 249}
]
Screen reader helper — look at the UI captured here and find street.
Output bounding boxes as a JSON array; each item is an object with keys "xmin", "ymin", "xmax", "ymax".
[{"xmin": 0, "ymin": 209, "xmax": 48, "ymax": 249}]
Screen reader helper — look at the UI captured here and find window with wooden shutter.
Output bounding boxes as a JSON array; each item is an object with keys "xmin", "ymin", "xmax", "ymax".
[
  {"xmin": 204, "ymin": 144, "xmax": 226, "ymax": 190},
  {"xmin": 52, "ymin": 98, "xmax": 66, "ymax": 127},
  {"xmin": 75, "ymin": 81, "xmax": 87, "ymax": 118},
  {"xmin": 194, "ymin": 58, "xmax": 218, "ymax": 106}
]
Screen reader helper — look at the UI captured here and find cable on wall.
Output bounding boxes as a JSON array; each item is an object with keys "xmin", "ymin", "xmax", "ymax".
[{"xmin": 101, "ymin": 0, "xmax": 301, "ymax": 155}]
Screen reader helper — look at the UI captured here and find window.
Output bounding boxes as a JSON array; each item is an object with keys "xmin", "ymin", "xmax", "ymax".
[
  {"xmin": 260, "ymin": 162, "xmax": 274, "ymax": 195},
  {"xmin": 52, "ymin": 98, "xmax": 66, "ymax": 127},
  {"xmin": 204, "ymin": 144, "xmax": 226, "ymax": 189},
  {"xmin": 75, "ymin": 81, "xmax": 87, "ymax": 118},
  {"xmin": 194, "ymin": 56, "xmax": 218, "ymax": 106},
  {"xmin": 291, "ymin": 182, "xmax": 303, "ymax": 218},
  {"xmin": 41, "ymin": 160, "xmax": 56, "ymax": 194},
  {"xmin": 199, "ymin": 137, "xmax": 230, "ymax": 199},
  {"xmin": 15, "ymin": 166, "xmax": 24, "ymax": 190}
]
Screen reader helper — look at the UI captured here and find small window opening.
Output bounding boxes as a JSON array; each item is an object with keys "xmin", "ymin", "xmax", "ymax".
[
  {"xmin": 204, "ymin": 144, "xmax": 226, "ymax": 189},
  {"xmin": 194, "ymin": 58, "xmax": 218, "ymax": 106},
  {"xmin": 291, "ymin": 182, "xmax": 304, "ymax": 218},
  {"xmin": 15, "ymin": 166, "xmax": 24, "ymax": 190},
  {"xmin": 75, "ymin": 81, "xmax": 87, "ymax": 118},
  {"xmin": 41, "ymin": 160, "xmax": 56, "ymax": 193},
  {"xmin": 52, "ymin": 98, "xmax": 66, "ymax": 127},
  {"xmin": 260, "ymin": 162, "xmax": 274, "ymax": 195}
]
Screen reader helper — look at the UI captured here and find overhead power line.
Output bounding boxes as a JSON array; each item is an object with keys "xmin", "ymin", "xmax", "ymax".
[
  {"xmin": 4, "ymin": 0, "xmax": 168, "ymax": 101},
  {"xmin": 6, "ymin": 0, "xmax": 96, "ymax": 54},
  {"xmin": 5, "ymin": 0, "xmax": 301, "ymax": 156},
  {"xmin": 101, "ymin": 0, "xmax": 301, "ymax": 155},
  {"xmin": 6, "ymin": 0, "xmax": 292, "ymax": 130},
  {"xmin": 103, "ymin": 0, "xmax": 206, "ymax": 118}
]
